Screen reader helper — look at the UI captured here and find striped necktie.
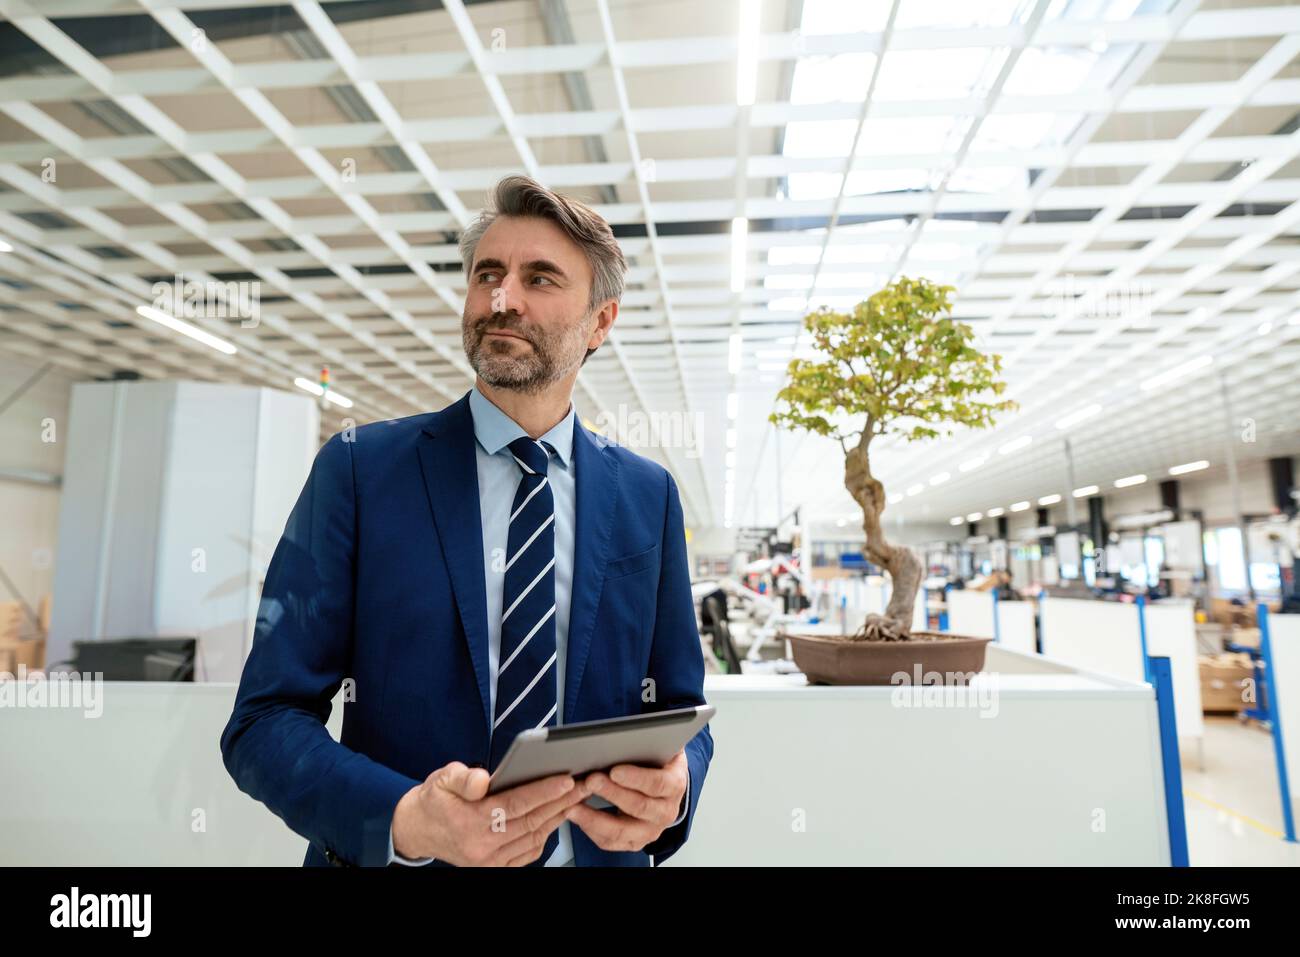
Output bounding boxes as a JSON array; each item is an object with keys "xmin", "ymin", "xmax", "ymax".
[{"xmin": 489, "ymin": 437, "xmax": 561, "ymax": 863}]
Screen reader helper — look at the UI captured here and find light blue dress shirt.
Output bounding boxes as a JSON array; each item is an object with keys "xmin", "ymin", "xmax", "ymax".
[{"xmin": 388, "ymin": 386, "xmax": 684, "ymax": 866}]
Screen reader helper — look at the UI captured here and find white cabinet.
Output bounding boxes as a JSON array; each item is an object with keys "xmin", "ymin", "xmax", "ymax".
[{"xmin": 47, "ymin": 380, "xmax": 319, "ymax": 680}]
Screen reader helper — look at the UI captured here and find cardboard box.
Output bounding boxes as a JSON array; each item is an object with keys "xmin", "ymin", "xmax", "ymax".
[
  {"xmin": 1209, "ymin": 598, "xmax": 1256, "ymax": 629},
  {"xmin": 1229, "ymin": 627, "xmax": 1261, "ymax": 650},
  {"xmin": 1195, "ymin": 622, "xmax": 1226, "ymax": 654},
  {"xmin": 1198, "ymin": 653, "xmax": 1255, "ymax": 713},
  {"xmin": 0, "ymin": 601, "xmax": 22, "ymax": 644},
  {"xmin": 810, "ymin": 566, "xmax": 852, "ymax": 581},
  {"xmin": 0, "ymin": 637, "xmax": 45, "ymax": 674}
]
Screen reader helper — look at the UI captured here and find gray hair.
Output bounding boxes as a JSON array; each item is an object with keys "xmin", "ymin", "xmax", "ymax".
[{"xmin": 458, "ymin": 175, "xmax": 627, "ymax": 312}]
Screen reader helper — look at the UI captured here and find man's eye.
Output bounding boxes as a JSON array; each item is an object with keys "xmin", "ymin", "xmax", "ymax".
[
  {"xmin": 530, "ymin": 275, "xmax": 553, "ymax": 285},
  {"xmin": 478, "ymin": 272, "xmax": 499, "ymax": 283}
]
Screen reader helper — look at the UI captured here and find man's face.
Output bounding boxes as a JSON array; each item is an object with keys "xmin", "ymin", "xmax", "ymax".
[{"xmin": 462, "ymin": 215, "xmax": 611, "ymax": 393}]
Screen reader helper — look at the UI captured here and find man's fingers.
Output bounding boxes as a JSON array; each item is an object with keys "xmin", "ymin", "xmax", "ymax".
[
  {"xmin": 585, "ymin": 774, "xmax": 673, "ymax": 824},
  {"xmin": 566, "ymin": 802, "xmax": 657, "ymax": 852},
  {"xmin": 506, "ymin": 783, "xmax": 591, "ymax": 835},
  {"xmin": 497, "ymin": 773, "xmax": 579, "ymax": 820},
  {"xmin": 498, "ymin": 807, "xmax": 570, "ymax": 865},
  {"xmin": 438, "ymin": 762, "xmax": 490, "ymax": 800},
  {"xmin": 608, "ymin": 751, "xmax": 685, "ymax": 798}
]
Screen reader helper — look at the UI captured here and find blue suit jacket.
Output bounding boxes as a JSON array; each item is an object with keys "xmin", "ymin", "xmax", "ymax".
[{"xmin": 220, "ymin": 392, "xmax": 713, "ymax": 866}]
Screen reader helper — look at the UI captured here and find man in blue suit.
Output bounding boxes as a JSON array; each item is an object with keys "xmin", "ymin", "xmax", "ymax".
[{"xmin": 221, "ymin": 175, "xmax": 712, "ymax": 867}]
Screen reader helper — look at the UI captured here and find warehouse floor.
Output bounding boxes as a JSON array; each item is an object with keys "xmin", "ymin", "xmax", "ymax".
[{"xmin": 1182, "ymin": 715, "xmax": 1300, "ymax": 866}]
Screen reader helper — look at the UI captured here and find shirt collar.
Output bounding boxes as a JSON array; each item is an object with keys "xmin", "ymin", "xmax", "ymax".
[{"xmin": 468, "ymin": 385, "xmax": 574, "ymax": 468}]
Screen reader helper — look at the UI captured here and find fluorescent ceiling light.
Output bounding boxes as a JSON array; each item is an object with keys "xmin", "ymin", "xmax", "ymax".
[
  {"xmin": 1169, "ymin": 460, "xmax": 1209, "ymax": 476},
  {"xmin": 727, "ymin": 392, "xmax": 738, "ymax": 419},
  {"xmin": 136, "ymin": 305, "xmax": 237, "ymax": 356},
  {"xmin": 906, "ymin": 483, "xmax": 924, "ymax": 496},
  {"xmin": 888, "ymin": 493, "xmax": 903, "ymax": 505},
  {"xmin": 1258, "ymin": 322, "xmax": 1273, "ymax": 336},
  {"xmin": 999, "ymin": 435, "xmax": 1032, "ymax": 455},
  {"xmin": 726, "ymin": 428, "xmax": 737, "ymax": 449},
  {"xmin": 930, "ymin": 472, "xmax": 951, "ymax": 486},
  {"xmin": 294, "ymin": 377, "xmax": 353, "ymax": 408},
  {"xmin": 1010, "ymin": 501, "xmax": 1031, "ymax": 512},
  {"xmin": 0, "ymin": 239, "xmax": 13, "ymax": 253},
  {"xmin": 1072, "ymin": 485, "xmax": 1100, "ymax": 498},
  {"xmin": 1140, "ymin": 354, "xmax": 1213, "ymax": 392},
  {"xmin": 725, "ymin": 450, "xmax": 736, "ymax": 469},
  {"xmin": 728, "ymin": 333, "xmax": 743, "ymax": 374},
  {"xmin": 736, "ymin": 0, "xmax": 761, "ymax": 107},
  {"xmin": 950, "ymin": 517, "xmax": 964, "ymax": 526},
  {"xmin": 1114, "ymin": 473, "xmax": 1147, "ymax": 488},
  {"xmin": 966, "ymin": 512, "xmax": 983, "ymax": 522},
  {"xmin": 730, "ymin": 217, "xmax": 749, "ymax": 293},
  {"xmin": 1038, "ymin": 494, "xmax": 1062, "ymax": 506},
  {"xmin": 1055, "ymin": 403, "xmax": 1102, "ymax": 431},
  {"xmin": 987, "ymin": 507, "xmax": 1005, "ymax": 517},
  {"xmin": 958, "ymin": 455, "xmax": 987, "ymax": 472}
]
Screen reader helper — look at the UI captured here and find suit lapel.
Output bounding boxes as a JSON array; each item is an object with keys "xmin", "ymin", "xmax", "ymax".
[
  {"xmin": 417, "ymin": 393, "xmax": 492, "ymax": 731},
  {"xmin": 566, "ymin": 423, "xmax": 619, "ymax": 722}
]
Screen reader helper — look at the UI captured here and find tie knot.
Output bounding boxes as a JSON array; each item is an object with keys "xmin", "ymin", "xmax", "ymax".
[{"xmin": 508, "ymin": 436, "xmax": 552, "ymax": 477}]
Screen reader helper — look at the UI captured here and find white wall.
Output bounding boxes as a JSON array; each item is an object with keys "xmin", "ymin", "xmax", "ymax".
[
  {"xmin": 0, "ymin": 353, "xmax": 73, "ymax": 638},
  {"xmin": 0, "ymin": 669, "xmax": 1173, "ymax": 866},
  {"xmin": 1178, "ymin": 459, "xmax": 1281, "ymax": 524}
]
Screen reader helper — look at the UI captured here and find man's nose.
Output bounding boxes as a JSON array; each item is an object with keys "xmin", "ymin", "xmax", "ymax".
[{"xmin": 494, "ymin": 270, "xmax": 527, "ymax": 316}]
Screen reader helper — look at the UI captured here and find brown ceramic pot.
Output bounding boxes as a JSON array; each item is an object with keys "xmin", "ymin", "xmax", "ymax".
[{"xmin": 787, "ymin": 631, "xmax": 992, "ymax": 686}]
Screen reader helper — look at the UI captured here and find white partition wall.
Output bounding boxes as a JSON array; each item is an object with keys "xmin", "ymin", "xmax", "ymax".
[
  {"xmin": 670, "ymin": 658, "xmax": 1170, "ymax": 865},
  {"xmin": 1040, "ymin": 597, "xmax": 1202, "ymax": 751},
  {"xmin": 948, "ymin": 589, "xmax": 997, "ymax": 638},
  {"xmin": 1267, "ymin": 612, "xmax": 1300, "ymax": 831},
  {"xmin": 47, "ymin": 381, "xmax": 319, "ymax": 681},
  {"xmin": 946, "ymin": 590, "xmax": 1036, "ymax": 653},
  {"xmin": 1041, "ymin": 598, "xmax": 1146, "ymax": 680},
  {"xmin": 997, "ymin": 601, "xmax": 1038, "ymax": 655},
  {"xmin": 0, "ymin": 656, "xmax": 1172, "ymax": 865},
  {"xmin": 0, "ymin": 683, "xmax": 314, "ymax": 865},
  {"xmin": 912, "ymin": 585, "xmax": 928, "ymax": 632},
  {"xmin": 863, "ymin": 578, "xmax": 887, "ymax": 616},
  {"xmin": 1142, "ymin": 601, "xmax": 1204, "ymax": 745}
]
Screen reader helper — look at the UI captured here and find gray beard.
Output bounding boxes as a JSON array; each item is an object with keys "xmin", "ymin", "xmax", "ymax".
[{"xmin": 462, "ymin": 314, "xmax": 586, "ymax": 394}]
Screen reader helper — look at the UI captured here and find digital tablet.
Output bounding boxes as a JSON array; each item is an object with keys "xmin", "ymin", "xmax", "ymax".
[{"xmin": 487, "ymin": 704, "xmax": 715, "ymax": 804}]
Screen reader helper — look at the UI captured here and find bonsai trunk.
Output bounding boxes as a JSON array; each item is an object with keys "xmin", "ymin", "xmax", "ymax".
[{"xmin": 844, "ymin": 435, "xmax": 923, "ymax": 640}]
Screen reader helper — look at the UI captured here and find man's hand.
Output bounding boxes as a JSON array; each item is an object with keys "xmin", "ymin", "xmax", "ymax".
[
  {"xmin": 391, "ymin": 762, "xmax": 591, "ymax": 866},
  {"xmin": 565, "ymin": 749, "xmax": 689, "ymax": 853}
]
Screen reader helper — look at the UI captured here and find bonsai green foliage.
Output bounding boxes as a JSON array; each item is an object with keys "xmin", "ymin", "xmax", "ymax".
[
  {"xmin": 769, "ymin": 276, "xmax": 1015, "ymax": 640},
  {"xmin": 770, "ymin": 276, "xmax": 1014, "ymax": 451}
]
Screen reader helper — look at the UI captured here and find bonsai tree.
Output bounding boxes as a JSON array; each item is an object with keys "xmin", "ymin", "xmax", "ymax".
[{"xmin": 770, "ymin": 276, "xmax": 1015, "ymax": 641}]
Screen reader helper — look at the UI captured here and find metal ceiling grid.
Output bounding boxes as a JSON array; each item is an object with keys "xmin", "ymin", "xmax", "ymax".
[{"xmin": 1, "ymin": 0, "xmax": 1299, "ymax": 532}]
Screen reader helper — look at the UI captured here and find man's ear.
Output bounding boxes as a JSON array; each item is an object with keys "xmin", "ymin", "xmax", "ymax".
[{"xmin": 587, "ymin": 299, "xmax": 618, "ymax": 351}]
